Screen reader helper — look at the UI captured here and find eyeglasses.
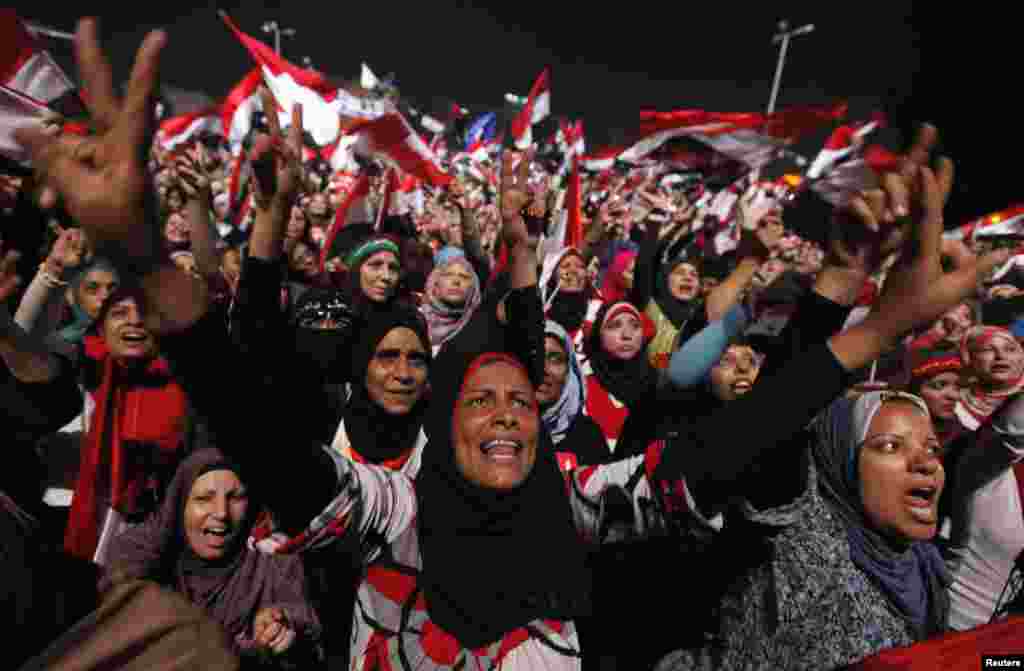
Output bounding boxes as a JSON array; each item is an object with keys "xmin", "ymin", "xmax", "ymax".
[{"xmin": 713, "ymin": 351, "xmax": 765, "ymax": 370}]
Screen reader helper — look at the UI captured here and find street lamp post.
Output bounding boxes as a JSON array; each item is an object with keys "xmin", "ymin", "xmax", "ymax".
[
  {"xmin": 261, "ymin": 20, "xmax": 296, "ymax": 56},
  {"xmin": 766, "ymin": 20, "xmax": 815, "ymax": 114}
]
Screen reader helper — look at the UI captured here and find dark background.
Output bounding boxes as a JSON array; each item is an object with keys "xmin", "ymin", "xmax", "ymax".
[{"xmin": 8, "ymin": 1, "xmax": 1016, "ymax": 226}]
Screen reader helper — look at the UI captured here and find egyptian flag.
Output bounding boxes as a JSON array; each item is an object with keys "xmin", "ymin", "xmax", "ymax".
[
  {"xmin": 946, "ymin": 204, "xmax": 1024, "ymax": 245},
  {"xmin": 510, "ymin": 69, "xmax": 551, "ymax": 149},
  {"xmin": 0, "ymin": 10, "xmax": 85, "ymax": 119},
  {"xmin": 320, "ymin": 173, "xmax": 372, "ymax": 272},
  {"xmin": 622, "ymin": 103, "xmax": 846, "ymax": 169},
  {"xmin": 347, "ymin": 106, "xmax": 452, "ymax": 186},
  {"xmin": 0, "ymin": 83, "xmax": 49, "ymax": 164},
  {"xmin": 803, "ymin": 116, "xmax": 900, "ymax": 206},
  {"xmin": 581, "ymin": 145, "xmax": 624, "ymax": 172},
  {"xmin": 221, "ymin": 12, "xmax": 341, "ymax": 147},
  {"xmin": 221, "ymin": 69, "xmax": 276, "ymax": 153},
  {"xmin": 556, "ymin": 120, "xmax": 585, "ymax": 182},
  {"xmin": 543, "ymin": 154, "xmax": 584, "ymax": 256},
  {"xmin": 156, "ymin": 106, "xmax": 223, "ymax": 151}
]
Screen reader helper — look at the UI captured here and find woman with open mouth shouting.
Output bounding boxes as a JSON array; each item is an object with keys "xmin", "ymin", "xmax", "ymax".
[
  {"xmin": 103, "ymin": 448, "xmax": 322, "ymax": 666},
  {"xmin": 955, "ymin": 325, "xmax": 1024, "ymax": 431}
]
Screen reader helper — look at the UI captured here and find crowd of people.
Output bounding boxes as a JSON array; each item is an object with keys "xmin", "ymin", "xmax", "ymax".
[{"xmin": 3, "ymin": 16, "xmax": 1024, "ymax": 671}]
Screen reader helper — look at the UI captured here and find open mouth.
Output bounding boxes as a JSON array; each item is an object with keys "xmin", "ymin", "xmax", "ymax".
[
  {"xmin": 120, "ymin": 331, "xmax": 149, "ymax": 344},
  {"xmin": 480, "ymin": 439, "xmax": 523, "ymax": 463},
  {"xmin": 202, "ymin": 526, "xmax": 233, "ymax": 546},
  {"xmin": 731, "ymin": 381, "xmax": 753, "ymax": 394},
  {"xmin": 905, "ymin": 485, "xmax": 938, "ymax": 523}
]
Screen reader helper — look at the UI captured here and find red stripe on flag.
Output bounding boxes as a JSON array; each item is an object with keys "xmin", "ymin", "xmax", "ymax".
[{"xmin": 0, "ymin": 10, "xmax": 37, "ymax": 85}]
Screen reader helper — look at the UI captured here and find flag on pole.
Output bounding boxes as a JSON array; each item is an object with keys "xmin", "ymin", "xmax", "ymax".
[
  {"xmin": 510, "ymin": 69, "xmax": 551, "ymax": 149},
  {"xmin": 221, "ymin": 12, "xmax": 342, "ymax": 146}
]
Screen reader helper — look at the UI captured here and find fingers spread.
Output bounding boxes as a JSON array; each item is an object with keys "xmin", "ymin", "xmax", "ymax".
[
  {"xmin": 289, "ymin": 103, "xmax": 303, "ymax": 154},
  {"xmin": 907, "ymin": 123, "xmax": 938, "ymax": 168},
  {"xmin": 74, "ymin": 18, "xmax": 119, "ymax": 132},
  {"xmin": 261, "ymin": 88, "xmax": 283, "ymax": 139},
  {"xmin": 114, "ymin": 28, "xmax": 166, "ymax": 164}
]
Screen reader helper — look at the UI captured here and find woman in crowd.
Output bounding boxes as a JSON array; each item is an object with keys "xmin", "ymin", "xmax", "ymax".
[
  {"xmin": 657, "ymin": 390, "xmax": 958, "ymax": 669},
  {"xmin": 539, "ymin": 320, "xmax": 608, "ymax": 469},
  {"xmin": 420, "ymin": 254, "xmax": 482, "ymax": 355},
  {"xmin": 63, "ymin": 286, "xmax": 189, "ymax": 564},
  {"xmin": 540, "ymin": 246, "xmax": 604, "ymax": 361},
  {"xmin": 629, "ymin": 203, "xmax": 782, "ymax": 371},
  {"xmin": 14, "ymin": 228, "xmax": 118, "ymax": 358},
  {"xmin": 104, "ymin": 448, "xmax": 323, "ymax": 667},
  {"xmin": 328, "ymin": 305, "xmax": 432, "ymax": 475},
  {"xmin": 905, "ymin": 340, "xmax": 966, "ymax": 447},
  {"xmin": 943, "ymin": 388, "xmax": 1024, "ymax": 629},
  {"xmin": 599, "ymin": 249, "xmax": 637, "ymax": 305},
  {"xmin": 955, "ymin": 325, "xmax": 1024, "ymax": 431},
  {"xmin": 581, "ymin": 300, "xmax": 657, "ymax": 454}
]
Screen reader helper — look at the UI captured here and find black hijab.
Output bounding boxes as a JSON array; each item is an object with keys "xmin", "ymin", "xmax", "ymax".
[
  {"xmin": 416, "ymin": 346, "xmax": 591, "ymax": 649},
  {"xmin": 583, "ymin": 301, "xmax": 659, "ymax": 408},
  {"xmin": 653, "ymin": 255, "xmax": 703, "ymax": 330},
  {"xmin": 545, "ymin": 250, "xmax": 594, "ymax": 333},
  {"xmin": 343, "ymin": 305, "xmax": 431, "ymax": 464},
  {"xmin": 291, "ymin": 287, "xmax": 359, "ymax": 383}
]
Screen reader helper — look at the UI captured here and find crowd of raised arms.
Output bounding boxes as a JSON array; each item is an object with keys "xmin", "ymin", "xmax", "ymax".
[{"xmin": 3, "ymin": 15, "xmax": 1024, "ymax": 671}]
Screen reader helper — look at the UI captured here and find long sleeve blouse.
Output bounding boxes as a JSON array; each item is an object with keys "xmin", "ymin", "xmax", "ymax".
[{"xmin": 945, "ymin": 394, "xmax": 1024, "ymax": 630}]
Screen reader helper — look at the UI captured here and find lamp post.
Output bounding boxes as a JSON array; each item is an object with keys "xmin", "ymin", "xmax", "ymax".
[
  {"xmin": 766, "ymin": 20, "xmax": 815, "ymax": 114},
  {"xmin": 261, "ymin": 20, "xmax": 296, "ymax": 56}
]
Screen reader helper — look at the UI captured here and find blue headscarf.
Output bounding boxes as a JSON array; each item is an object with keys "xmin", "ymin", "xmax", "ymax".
[
  {"xmin": 541, "ymin": 320, "xmax": 587, "ymax": 445},
  {"xmin": 811, "ymin": 391, "xmax": 950, "ymax": 638},
  {"xmin": 57, "ymin": 258, "xmax": 119, "ymax": 346}
]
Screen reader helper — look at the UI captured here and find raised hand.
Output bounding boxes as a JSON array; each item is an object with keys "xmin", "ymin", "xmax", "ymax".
[
  {"xmin": 250, "ymin": 87, "xmax": 304, "ymax": 211},
  {"xmin": 500, "ymin": 148, "xmax": 534, "ymax": 247},
  {"xmin": 45, "ymin": 227, "xmax": 86, "ymax": 279},
  {"xmin": 15, "ymin": 19, "xmax": 166, "ymax": 264},
  {"xmin": 861, "ymin": 163, "xmax": 1008, "ymax": 344},
  {"xmin": 174, "ymin": 145, "xmax": 210, "ymax": 201},
  {"xmin": 736, "ymin": 210, "xmax": 784, "ymax": 262}
]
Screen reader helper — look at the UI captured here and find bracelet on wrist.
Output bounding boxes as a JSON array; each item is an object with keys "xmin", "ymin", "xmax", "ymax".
[{"xmin": 38, "ymin": 263, "xmax": 69, "ymax": 289}]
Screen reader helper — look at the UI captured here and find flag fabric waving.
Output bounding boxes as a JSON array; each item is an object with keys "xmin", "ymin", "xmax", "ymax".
[
  {"xmin": 0, "ymin": 83, "xmax": 49, "ymax": 164},
  {"xmin": 347, "ymin": 107, "xmax": 452, "ymax": 186},
  {"xmin": 510, "ymin": 69, "xmax": 551, "ymax": 149},
  {"xmin": 156, "ymin": 106, "xmax": 224, "ymax": 151},
  {"xmin": 221, "ymin": 12, "xmax": 342, "ymax": 147}
]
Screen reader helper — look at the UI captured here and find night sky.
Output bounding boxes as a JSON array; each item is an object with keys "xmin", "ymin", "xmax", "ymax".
[{"xmin": 10, "ymin": 2, "xmax": 1020, "ymax": 225}]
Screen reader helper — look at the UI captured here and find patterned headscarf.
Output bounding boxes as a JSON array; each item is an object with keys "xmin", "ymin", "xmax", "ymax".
[
  {"xmin": 811, "ymin": 391, "xmax": 949, "ymax": 638},
  {"xmin": 958, "ymin": 325, "xmax": 1024, "ymax": 426},
  {"xmin": 421, "ymin": 256, "xmax": 482, "ymax": 349},
  {"xmin": 542, "ymin": 321, "xmax": 587, "ymax": 445}
]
